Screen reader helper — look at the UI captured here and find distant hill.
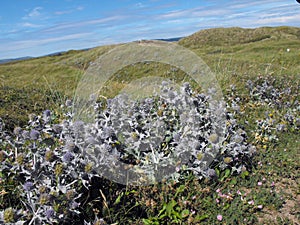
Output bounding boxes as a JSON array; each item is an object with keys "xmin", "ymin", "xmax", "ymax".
[
  {"xmin": 0, "ymin": 48, "xmax": 93, "ymax": 65},
  {"xmin": 0, "ymin": 56, "xmax": 33, "ymax": 64},
  {"xmin": 0, "ymin": 37, "xmax": 184, "ymax": 64},
  {"xmin": 154, "ymin": 37, "xmax": 183, "ymax": 42},
  {"xmin": 179, "ymin": 26, "xmax": 300, "ymax": 48},
  {"xmin": 45, "ymin": 48, "xmax": 92, "ymax": 57}
]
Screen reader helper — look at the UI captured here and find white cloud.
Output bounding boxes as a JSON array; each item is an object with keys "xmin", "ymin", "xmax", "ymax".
[
  {"xmin": 43, "ymin": 15, "xmax": 125, "ymax": 33},
  {"xmin": 21, "ymin": 22, "xmax": 42, "ymax": 28},
  {"xmin": 228, "ymin": 1, "xmax": 264, "ymax": 9},
  {"xmin": 255, "ymin": 14, "xmax": 300, "ymax": 25},
  {"xmin": 23, "ymin": 7, "xmax": 43, "ymax": 19},
  {"xmin": 135, "ymin": 3, "xmax": 146, "ymax": 8},
  {"xmin": 190, "ymin": 8, "xmax": 230, "ymax": 17},
  {"xmin": 158, "ymin": 9, "xmax": 188, "ymax": 19},
  {"xmin": 55, "ymin": 10, "xmax": 73, "ymax": 15},
  {"xmin": 226, "ymin": 0, "xmax": 285, "ymax": 9},
  {"xmin": 29, "ymin": 7, "xmax": 42, "ymax": 17},
  {"xmin": 156, "ymin": 7, "xmax": 230, "ymax": 21},
  {"xmin": 54, "ymin": 6, "xmax": 84, "ymax": 15},
  {"xmin": 0, "ymin": 33, "xmax": 93, "ymax": 52}
]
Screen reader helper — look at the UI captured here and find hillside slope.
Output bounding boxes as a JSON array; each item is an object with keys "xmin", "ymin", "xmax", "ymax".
[
  {"xmin": 179, "ymin": 26, "xmax": 300, "ymax": 47},
  {"xmin": 178, "ymin": 26, "xmax": 300, "ymax": 82},
  {"xmin": 0, "ymin": 26, "xmax": 299, "ymax": 130}
]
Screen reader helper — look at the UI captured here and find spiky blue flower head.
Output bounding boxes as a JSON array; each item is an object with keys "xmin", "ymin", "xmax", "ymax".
[
  {"xmin": 45, "ymin": 208, "xmax": 55, "ymax": 219},
  {"xmin": 231, "ymin": 134, "xmax": 244, "ymax": 144},
  {"xmin": 30, "ymin": 129, "xmax": 40, "ymax": 140},
  {"xmin": 276, "ymin": 124, "xmax": 286, "ymax": 132},
  {"xmin": 173, "ymin": 133, "xmax": 181, "ymax": 143},
  {"xmin": 65, "ymin": 99, "xmax": 72, "ymax": 107},
  {"xmin": 23, "ymin": 181, "xmax": 34, "ymax": 191},
  {"xmin": 42, "ymin": 109, "xmax": 51, "ymax": 123},
  {"xmin": 101, "ymin": 127, "xmax": 114, "ymax": 139},
  {"xmin": 71, "ymin": 201, "xmax": 79, "ymax": 209},
  {"xmin": 73, "ymin": 120, "xmax": 85, "ymax": 135},
  {"xmin": 62, "ymin": 151, "xmax": 74, "ymax": 162},
  {"xmin": 13, "ymin": 127, "xmax": 22, "ymax": 136},
  {"xmin": 64, "ymin": 140, "xmax": 76, "ymax": 151},
  {"xmin": 207, "ymin": 168, "xmax": 217, "ymax": 179},
  {"xmin": 246, "ymin": 80, "xmax": 254, "ymax": 89},
  {"xmin": 166, "ymin": 90, "xmax": 176, "ymax": 101},
  {"xmin": 103, "ymin": 143, "xmax": 113, "ymax": 152},
  {"xmin": 43, "ymin": 109, "xmax": 51, "ymax": 117},
  {"xmin": 22, "ymin": 130, "xmax": 30, "ymax": 139}
]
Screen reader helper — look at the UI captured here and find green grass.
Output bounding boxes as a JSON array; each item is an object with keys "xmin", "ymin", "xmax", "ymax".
[{"xmin": 0, "ymin": 26, "xmax": 299, "ymax": 224}]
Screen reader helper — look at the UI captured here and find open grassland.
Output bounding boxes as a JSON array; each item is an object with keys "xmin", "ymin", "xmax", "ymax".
[
  {"xmin": 0, "ymin": 26, "xmax": 299, "ymax": 224},
  {"xmin": 1, "ymin": 26, "xmax": 299, "ymax": 129}
]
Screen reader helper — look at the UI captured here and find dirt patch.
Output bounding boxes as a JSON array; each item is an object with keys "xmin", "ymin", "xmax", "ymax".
[{"xmin": 257, "ymin": 178, "xmax": 300, "ymax": 224}]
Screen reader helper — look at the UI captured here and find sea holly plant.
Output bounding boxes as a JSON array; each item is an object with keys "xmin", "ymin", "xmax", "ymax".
[
  {"xmin": 73, "ymin": 41, "xmax": 227, "ymax": 185},
  {"xmin": 78, "ymin": 81, "xmax": 226, "ymax": 185},
  {"xmin": 0, "ymin": 79, "xmax": 257, "ymax": 224},
  {"xmin": 245, "ymin": 75, "xmax": 298, "ymax": 109},
  {"xmin": 246, "ymin": 75, "xmax": 300, "ymax": 149},
  {"xmin": 0, "ymin": 110, "xmax": 93, "ymax": 224}
]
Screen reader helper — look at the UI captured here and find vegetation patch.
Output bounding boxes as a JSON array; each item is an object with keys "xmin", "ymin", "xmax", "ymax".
[{"xmin": 0, "ymin": 26, "xmax": 299, "ymax": 224}]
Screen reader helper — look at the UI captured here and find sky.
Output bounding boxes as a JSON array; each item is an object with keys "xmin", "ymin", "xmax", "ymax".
[{"xmin": 0, "ymin": 0, "xmax": 299, "ymax": 59}]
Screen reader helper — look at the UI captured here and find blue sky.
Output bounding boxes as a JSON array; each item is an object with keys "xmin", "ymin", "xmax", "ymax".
[{"xmin": 0, "ymin": 0, "xmax": 299, "ymax": 59}]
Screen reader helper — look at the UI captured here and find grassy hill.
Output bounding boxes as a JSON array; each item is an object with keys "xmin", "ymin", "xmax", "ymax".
[
  {"xmin": 179, "ymin": 26, "xmax": 300, "ymax": 77},
  {"xmin": 179, "ymin": 26, "xmax": 300, "ymax": 47},
  {"xmin": 2, "ymin": 26, "xmax": 299, "ymax": 130}
]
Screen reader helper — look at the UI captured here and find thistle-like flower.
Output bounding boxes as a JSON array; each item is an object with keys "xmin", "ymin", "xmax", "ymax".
[
  {"xmin": 13, "ymin": 127, "xmax": 22, "ymax": 136},
  {"xmin": 30, "ymin": 129, "xmax": 40, "ymax": 140},
  {"xmin": 23, "ymin": 181, "xmax": 34, "ymax": 191},
  {"xmin": 39, "ymin": 193, "xmax": 50, "ymax": 205},
  {"xmin": 54, "ymin": 163, "xmax": 63, "ymax": 176},
  {"xmin": 207, "ymin": 168, "xmax": 217, "ymax": 179},
  {"xmin": 21, "ymin": 130, "xmax": 30, "ymax": 139},
  {"xmin": 71, "ymin": 201, "xmax": 79, "ymax": 209},
  {"xmin": 43, "ymin": 109, "xmax": 51, "ymax": 123},
  {"xmin": 208, "ymin": 133, "xmax": 219, "ymax": 144},
  {"xmin": 45, "ymin": 208, "xmax": 55, "ymax": 219},
  {"xmin": 65, "ymin": 99, "xmax": 72, "ymax": 107},
  {"xmin": 62, "ymin": 151, "xmax": 74, "ymax": 162},
  {"xmin": 45, "ymin": 150, "xmax": 54, "ymax": 162},
  {"xmin": 3, "ymin": 207, "xmax": 15, "ymax": 223}
]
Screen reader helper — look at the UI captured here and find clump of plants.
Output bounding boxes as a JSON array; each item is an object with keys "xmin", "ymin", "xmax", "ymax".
[
  {"xmin": 76, "ymin": 81, "xmax": 255, "ymax": 184},
  {"xmin": 245, "ymin": 75, "xmax": 299, "ymax": 150},
  {"xmin": 0, "ymin": 81, "xmax": 257, "ymax": 224},
  {"xmin": 245, "ymin": 75, "xmax": 298, "ymax": 109}
]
